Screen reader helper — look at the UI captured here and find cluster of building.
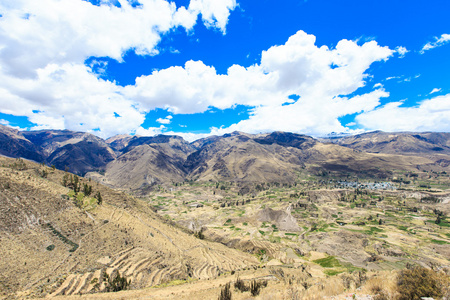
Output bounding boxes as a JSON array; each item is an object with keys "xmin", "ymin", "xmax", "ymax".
[{"xmin": 337, "ymin": 181, "xmax": 396, "ymax": 190}]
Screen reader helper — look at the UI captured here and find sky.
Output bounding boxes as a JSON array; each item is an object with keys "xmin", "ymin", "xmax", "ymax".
[{"xmin": 0, "ymin": 0, "xmax": 449, "ymax": 141}]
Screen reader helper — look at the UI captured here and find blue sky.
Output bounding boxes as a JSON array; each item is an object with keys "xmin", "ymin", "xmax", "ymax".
[{"xmin": 0, "ymin": 0, "xmax": 449, "ymax": 141}]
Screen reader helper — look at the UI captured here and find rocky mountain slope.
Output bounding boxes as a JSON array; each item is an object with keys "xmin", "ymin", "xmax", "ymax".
[
  {"xmin": 0, "ymin": 124, "xmax": 43, "ymax": 162},
  {"xmin": 1, "ymin": 125, "xmax": 449, "ymax": 194},
  {"xmin": 326, "ymin": 131, "xmax": 450, "ymax": 155}
]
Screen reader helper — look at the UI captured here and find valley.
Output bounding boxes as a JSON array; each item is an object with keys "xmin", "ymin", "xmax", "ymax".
[{"xmin": 0, "ymin": 127, "xmax": 449, "ymax": 299}]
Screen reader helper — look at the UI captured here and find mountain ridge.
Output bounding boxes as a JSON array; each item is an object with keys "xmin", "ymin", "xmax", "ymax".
[{"xmin": 1, "ymin": 125, "xmax": 449, "ymax": 195}]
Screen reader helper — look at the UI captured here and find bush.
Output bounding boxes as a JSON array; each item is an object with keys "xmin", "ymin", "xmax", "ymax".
[
  {"xmin": 218, "ymin": 282, "xmax": 232, "ymax": 300},
  {"xmin": 250, "ymin": 280, "xmax": 262, "ymax": 296},
  {"xmin": 103, "ymin": 271, "xmax": 131, "ymax": 292},
  {"xmin": 396, "ymin": 267, "xmax": 447, "ymax": 300},
  {"xmin": 234, "ymin": 276, "xmax": 248, "ymax": 292},
  {"xmin": 194, "ymin": 230, "xmax": 205, "ymax": 240}
]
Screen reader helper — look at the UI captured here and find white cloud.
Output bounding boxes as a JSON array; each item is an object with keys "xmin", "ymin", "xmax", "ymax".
[
  {"xmin": 430, "ymin": 88, "xmax": 441, "ymax": 94},
  {"xmin": 356, "ymin": 94, "xmax": 450, "ymax": 132},
  {"xmin": 373, "ymin": 83, "xmax": 383, "ymax": 88},
  {"xmin": 395, "ymin": 46, "xmax": 408, "ymax": 58},
  {"xmin": 0, "ymin": 119, "xmax": 10, "ymax": 125},
  {"xmin": 386, "ymin": 76, "xmax": 400, "ymax": 81},
  {"xmin": 0, "ymin": 1, "xmax": 394, "ymax": 140},
  {"xmin": 187, "ymin": 0, "xmax": 237, "ymax": 33},
  {"xmin": 135, "ymin": 125, "xmax": 166, "ymax": 136},
  {"xmin": 0, "ymin": 0, "xmax": 236, "ymax": 137},
  {"xmin": 125, "ymin": 31, "xmax": 393, "ymax": 138},
  {"xmin": 156, "ymin": 115, "xmax": 173, "ymax": 124},
  {"xmin": 0, "ymin": 0, "xmax": 236, "ymax": 78},
  {"xmin": 420, "ymin": 33, "xmax": 450, "ymax": 53}
]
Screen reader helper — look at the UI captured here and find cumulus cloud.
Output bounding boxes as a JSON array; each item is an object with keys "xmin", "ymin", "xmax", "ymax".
[
  {"xmin": 188, "ymin": 0, "xmax": 237, "ymax": 33},
  {"xmin": 0, "ymin": 0, "xmax": 236, "ymax": 137},
  {"xmin": 0, "ymin": 0, "xmax": 397, "ymax": 140},
  {"xmin": 0, "ymin": 0, "xmax": 236, "ymax": 78},
  {"xmin": 156, "ymin": 115, "xmax": 173, "ymax": 124},
  {"xmin": 125, "ymin": 31, "xmax": 393, "ymax": 136},
  {"xmin": 2, "ymin": 28, "xmax": 395, "ymax": 138},
  {"xmin": 420, "ymin": 33, "xmax": 450, "ymax": 53},
  {"xmin": 135, "ymin": 125, "xmax": 166, "ymax": 136},
  {"xmin": 356, "ymin": 94, "xmax": 450, "ymax": 132},
  {"xmin": 395, "ymin": 46, "xmax": 408, "ymax": 58},
  {"xmin": 0, "ymin": 62, "xmax": 146, "ymax": 137}
]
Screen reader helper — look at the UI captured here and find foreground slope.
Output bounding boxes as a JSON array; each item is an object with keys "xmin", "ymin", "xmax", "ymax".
[{"xmin": 0, "ymin": 156, "xmax": 257, "ymax": 298}]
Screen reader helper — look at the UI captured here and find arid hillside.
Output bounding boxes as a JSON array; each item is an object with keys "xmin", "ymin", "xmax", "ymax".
[{"xmin": 0, "ymin": 156, "xmax": 258, "ymax": 298}]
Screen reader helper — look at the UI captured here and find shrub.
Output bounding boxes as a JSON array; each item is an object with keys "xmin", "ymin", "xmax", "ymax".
[
  {"xmin": 102, "ymin": 271, "xmax": 131, "ymax": 292},
  {"xmin": 218, "ymin": 282, "xmax": 232, "ymax": 300},
  {"xmin": 250, "ymin": 280, "xmax": 265, "ymax": 296},
  {"xmin": 396, "ymin": 267, "xmax": 446, "ymax": 300},
  {"xmin": 234, "ymin": 276, "xmax": 248, "ymax": 292},
  {"xmin": 194, "ymin": 230, "xmax": 205, "ymax": 240}
]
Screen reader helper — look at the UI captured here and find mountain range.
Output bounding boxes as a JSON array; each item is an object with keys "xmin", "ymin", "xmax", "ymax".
[{"xmin": 1, "ymin": 124, "xmax": 449, "ymax": 194}]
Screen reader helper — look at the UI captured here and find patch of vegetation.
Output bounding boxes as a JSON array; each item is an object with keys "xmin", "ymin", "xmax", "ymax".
[
  {"xmin": 397, "ymin": 225, "xmax": 408, "ymax": 232},
  {"xmin": 324, "ymin": 269, "xmax": 344, "ymax": 276},
  {"xmin": 364, "ymin": 226, "xmax": 384, "ymax": 235},
  {"xmin": 269, "ymin": 236, "xmax": 281, "ymax": 243},
  {"xmin": 218, "ymin": 282, "xmax": 231, "ymax": 300},
  {"xmin": 153, "ymin": 279, "xmax": 191, "ymax": 288},
  {"xmin": 44, "ymin": 223, "xmax": 79, "ymax": 252},
  {"xmin": 234, "ymin": 276, "xmax": 248, "ymax": 292},
  {"xmin": 430, "ymin": 239, "xmax": 449, "ymax": 245},
  {"xmin": 250, "ymin": 279, "xmax": 267, "ymax": 296},
  {"xmin": 396, "ymin": 266, "xmax": 448, "ymax": 300},
  {"xmin": 102, "ymin": 271, "xmax": 131, "ymax": 292},
  {"xmin": 46, "ymin": 244, "xmax": 55, "ymax": 251},
  {"xmin": 313, "ymin": 256, "xmax": 342, "ymax": 268}
]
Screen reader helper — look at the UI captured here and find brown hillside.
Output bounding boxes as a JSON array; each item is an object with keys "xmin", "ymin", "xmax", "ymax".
[{"xmin": 0, "ymin": 156, "xmax": 257, "ymax": 298}]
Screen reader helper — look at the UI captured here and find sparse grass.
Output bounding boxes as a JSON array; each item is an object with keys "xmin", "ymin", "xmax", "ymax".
[
  {"xmin": 365, "ymin": 226, "xmax": 384, "ymax": 235},
  {"xmin": 313, "ymin": 256, "xmax": 342, "ymax": 268},
  {"xmin": 430, "ymin": 239, "xmax": 449, "ymax": 245},
  {"xmin": 324, "ymin": 269, "xmax": 344, "ymax": 276}
]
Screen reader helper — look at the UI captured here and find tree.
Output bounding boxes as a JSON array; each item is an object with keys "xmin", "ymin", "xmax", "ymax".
[
  {"xmin": 435, "ymin": 215, "xmax": 441, "ymax": 225},
  {"xmin": 96, "ymin": 191, "xmax": 102, "ymax": 205},
  {"xmin": 83, "ymin": 183, "xmax": 92, "ymax": 196},
  {"xmin": 62, "ymin": 173, "xmax": 69, "ymax": 187},
  {"xmin": 73, "ymin": 175, "xmax": 79, "ymax": 193}
]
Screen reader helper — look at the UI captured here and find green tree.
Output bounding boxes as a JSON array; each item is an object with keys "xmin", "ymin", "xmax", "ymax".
[{"xmin": 96, "ymin": 191, "xmax": 102, "ymax": 205}]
